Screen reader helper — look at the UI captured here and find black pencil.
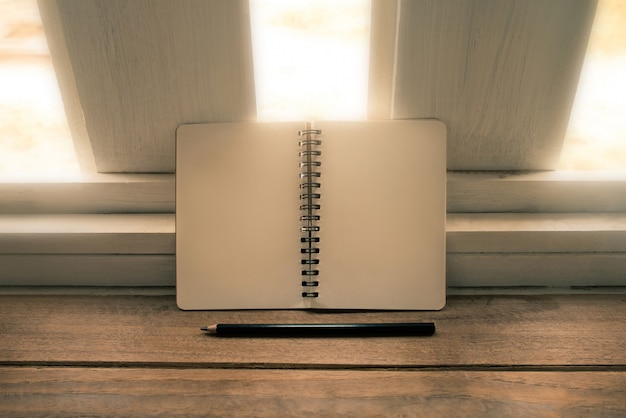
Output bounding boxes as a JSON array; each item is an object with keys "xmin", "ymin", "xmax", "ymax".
[{"xmin": 201, "ymin": 322, "xmax": 435, "ymax": 337}]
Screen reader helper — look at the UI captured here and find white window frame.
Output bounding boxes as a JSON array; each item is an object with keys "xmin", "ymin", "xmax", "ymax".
[{"xmin": 39, "ymin": 0, "xmax": 257, "ymax": 173}]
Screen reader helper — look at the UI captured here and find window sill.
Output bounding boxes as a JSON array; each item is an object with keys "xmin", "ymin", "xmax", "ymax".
[
  {"xmin": 2, "ymin": 171, "xmax": 625, "ymax": 214},
  {"xmin": 0, "ymin": 174, "xmax": 174, "ymax": 214},
  {"xmin": 1, "ymin": 211, "xmax": 625, "ymax": 287},
  {"xmin": 448, "ymin": 170, "xmax": 626, "ymax": 212},
  {"xmin": 1, "ymin": 170, "xmax": 624, "ymax": 286}
]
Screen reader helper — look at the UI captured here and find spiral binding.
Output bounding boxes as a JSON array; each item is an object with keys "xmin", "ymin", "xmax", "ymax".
[{"xmin": 299, "ymin": 124, "xmax": 322, "ymax": 298}]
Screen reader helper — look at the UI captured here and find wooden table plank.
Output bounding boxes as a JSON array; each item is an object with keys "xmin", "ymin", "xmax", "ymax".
[
  {"xmin": 1, "ymin": 294, "xmax": 625, "ymax": 367},
  {"xmin": 1, "ymin": 368, "xmax": 625, "ymax": 417}
]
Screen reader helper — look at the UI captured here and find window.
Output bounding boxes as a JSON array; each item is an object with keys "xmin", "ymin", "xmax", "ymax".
[
  {"xmin": 2, "ymin": 0, "xmax": 625, "ymax": 289},
  {"xmin": 32, "ymin": 0, "xmax": 616, "ymax": 174},
  {"xmin": 559, "ymin": 0, "xmax": 626, "ymax": 170},
  {"xmin": 369, "ymin": 0, "xmax": 598, "ymax": 170},
  {"xmin": 0, "ymin": 0, "xmax": 79, "ymax": 180},
  {"xmin": 249, "ymin": 0, "xmax": 371, "ymax": 121}
]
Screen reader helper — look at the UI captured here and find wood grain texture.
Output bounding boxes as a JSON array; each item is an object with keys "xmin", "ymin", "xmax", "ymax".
[
  {"xmin": 42, "ymin": 0, "xmax": 257, "ymax": 173},
  {"xmin": 1, "ymin": 294, "xmax": 625, "ymax": 416},
  {"xmin": 1, "ymin": 294, "xmax": 624, "ymax": 367},
  {"xmin": 1, "ymin": 368, "xmax": 625, "ymax": 417},
  {"xmin": 387, "ymin": 0, "xmax": 597, "ymax": 170}
]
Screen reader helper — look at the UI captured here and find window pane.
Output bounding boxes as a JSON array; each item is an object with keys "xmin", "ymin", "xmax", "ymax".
[
  {"xmin": 559, "ymin": 0, "xmax": 626, "ymax": 170},
  {"xmin": 249, "ymin": 0, "xmax": 371, "ymax": 121},
  {"xmin": 0, "ymin": 0, "xmax": 80, "ymax": 180}
]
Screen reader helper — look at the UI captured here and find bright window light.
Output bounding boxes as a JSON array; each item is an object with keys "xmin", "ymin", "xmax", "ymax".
[
  {"xmin": 249, "ymin": 0, "xmax": 371, "ymax": 121},
  {"xmin": 559, "ymin": 0, "xmax": 626, "ymax": 170},
  {"xmin": 0, "ymin": 0, "xmax": 80, "ymax": 180}
]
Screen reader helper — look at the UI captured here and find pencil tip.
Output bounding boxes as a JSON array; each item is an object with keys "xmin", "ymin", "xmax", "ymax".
[{"xmin": 200, "ymin": 325, "xmax": 217, "ymax": 334}]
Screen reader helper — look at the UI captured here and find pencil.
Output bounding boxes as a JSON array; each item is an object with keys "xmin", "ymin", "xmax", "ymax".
[{"xmin": 200, "ymin": 322, "xmax": 435, "ymax": 337}]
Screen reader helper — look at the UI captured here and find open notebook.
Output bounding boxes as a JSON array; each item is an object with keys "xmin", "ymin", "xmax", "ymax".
[{"xmin": 176, "ymin": 120, "xmax": 446, "ymax": 310}]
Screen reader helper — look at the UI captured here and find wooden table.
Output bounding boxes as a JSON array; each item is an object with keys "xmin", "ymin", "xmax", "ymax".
[{"xmin": 1, "ymin": 293, "xmax": 625, "ymax": 416}]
